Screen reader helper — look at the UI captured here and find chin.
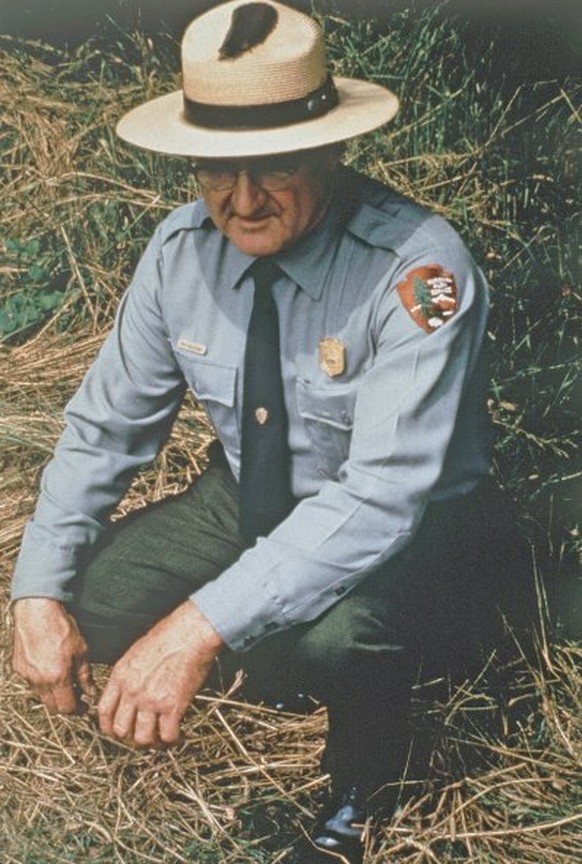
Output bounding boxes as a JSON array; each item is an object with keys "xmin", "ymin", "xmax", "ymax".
[{"xmin": 229, "ymin": 231, "xmax": 285, "ymax": 257}]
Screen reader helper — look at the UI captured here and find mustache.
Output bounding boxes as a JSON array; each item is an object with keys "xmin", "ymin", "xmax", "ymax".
[{"xmin": 226, "ymin": 204, "xmax": 277, "ymax": 220}]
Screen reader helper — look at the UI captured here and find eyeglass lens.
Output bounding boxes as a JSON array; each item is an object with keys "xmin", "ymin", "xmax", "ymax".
[{"xmin": 194, "ymin": 158, "xmax": 301, "ymax": 191}]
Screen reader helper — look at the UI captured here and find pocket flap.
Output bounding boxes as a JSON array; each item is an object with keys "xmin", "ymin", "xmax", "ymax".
[
  {"xmin": 175, "ymin": 349, "xmax": 237, "ymax": 407},
  {"xmin": 296, "ymin": 378, "xmax": 355, "ymax": 430}
]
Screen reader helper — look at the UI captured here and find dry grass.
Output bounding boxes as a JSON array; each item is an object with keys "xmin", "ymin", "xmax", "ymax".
[
  {"xmin": 1, "ymin": 5, "xmax": 581, "ymax": 863},
  {"xmin": 1, "ymin": 224, "xmax": 579, "ymax": 864}
]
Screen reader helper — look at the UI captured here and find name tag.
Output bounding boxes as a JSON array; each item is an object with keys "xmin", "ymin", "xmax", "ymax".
[{"xmin": 177, "ymin": 339, "xmax": 207, "ymax": 356}]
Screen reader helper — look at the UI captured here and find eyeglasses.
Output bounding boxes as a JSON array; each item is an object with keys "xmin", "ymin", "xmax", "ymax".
[{"xmin": 193, "ymin": 158, "xmax": 302, "ymax": 192}]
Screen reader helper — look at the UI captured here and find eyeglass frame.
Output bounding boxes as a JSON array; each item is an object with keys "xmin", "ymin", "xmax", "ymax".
[{"xmin": 192, "ymin": 154, "xmax": 307, "ymax": 192}]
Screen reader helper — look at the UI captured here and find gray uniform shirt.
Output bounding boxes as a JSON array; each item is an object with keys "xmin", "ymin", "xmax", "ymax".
[{"xmin": 12, "ymin": 167, "xmax": 492, "ymax": 651}]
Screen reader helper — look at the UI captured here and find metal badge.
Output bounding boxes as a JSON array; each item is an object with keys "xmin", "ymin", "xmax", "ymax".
[
  {"xmin": 319, "ymin": 337, "xmax": 346, "ymax": 378},
  {"xmin": 255, "ymin": 407, "xmax": 269, "ymax": 425}
]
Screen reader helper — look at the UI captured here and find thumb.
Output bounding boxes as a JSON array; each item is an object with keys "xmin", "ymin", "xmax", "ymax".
[{"xmin": 76, "ymin": 655, "xmax": 95, "ymax": 699}]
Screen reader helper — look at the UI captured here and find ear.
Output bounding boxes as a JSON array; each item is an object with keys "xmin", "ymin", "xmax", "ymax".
[
  {"xmin": 314, "ymin": 143, "xmax": 345, "ymax": 173},
  {"xmin": 326, "ymin": 143, "xmax": 346, "ymax": 168}
]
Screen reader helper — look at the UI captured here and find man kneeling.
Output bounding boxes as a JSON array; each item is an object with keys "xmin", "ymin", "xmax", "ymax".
[{"xmin": 11, "ymin": 3, "xmax": 536, "ymax": 861}]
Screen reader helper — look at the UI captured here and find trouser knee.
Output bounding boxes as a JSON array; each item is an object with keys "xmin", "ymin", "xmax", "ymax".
[{"xmin": 292, "ymin": 597, "xmax": 417, "ymax": 704}]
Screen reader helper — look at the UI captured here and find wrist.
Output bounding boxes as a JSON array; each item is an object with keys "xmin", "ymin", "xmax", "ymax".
[
  {"xmin": 187, "ymin": 600, "xmax": 225, "ymax": 653},
  {"xmin": 11, "ymin": 596, "xmax": 64, "ymax": 621},
  {"xmin": 164, "ymin": 600, "xmax": 224, "ymax": 655}
]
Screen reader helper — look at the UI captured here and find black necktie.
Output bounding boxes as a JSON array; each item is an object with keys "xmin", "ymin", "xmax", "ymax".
[{"xmin": 239, "ymin": 258, "xmax": 294, "ymax": 543}]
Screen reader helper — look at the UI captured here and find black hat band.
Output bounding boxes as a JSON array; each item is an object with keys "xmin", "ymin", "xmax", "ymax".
[{"xmin": 183, "ymin": 74, "xmax": 338, "ymax": 129}]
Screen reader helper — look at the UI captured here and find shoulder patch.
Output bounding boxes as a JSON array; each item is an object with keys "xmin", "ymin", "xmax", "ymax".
[{"xmin": 396, "ymin": 265, "xmax": 458, "ymax": 333}]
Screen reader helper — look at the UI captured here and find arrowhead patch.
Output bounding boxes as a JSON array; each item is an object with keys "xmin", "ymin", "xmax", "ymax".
[{"xmin": 396, "ymin": 265, "xmax": 458, "ymax": 333}]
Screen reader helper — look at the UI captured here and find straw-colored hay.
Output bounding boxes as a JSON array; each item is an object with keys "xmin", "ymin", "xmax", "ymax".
[
  {"xmin": 1, "ymin": 274, "xmax": 580, "ymax": 864},
  {"xmin": 1, "ymin": 10, "xmax": 580, "ymax": 863}
]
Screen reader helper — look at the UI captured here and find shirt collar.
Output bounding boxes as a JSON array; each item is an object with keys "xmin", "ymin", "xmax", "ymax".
[{"xmin": 274, "ymin": 191, "xmax": 352, "ymax": 300}]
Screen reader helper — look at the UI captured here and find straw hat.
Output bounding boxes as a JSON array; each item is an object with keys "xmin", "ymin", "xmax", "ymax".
[{"xmin": 116, "ymin": 0, "xmax": 399, "ymax": 158}]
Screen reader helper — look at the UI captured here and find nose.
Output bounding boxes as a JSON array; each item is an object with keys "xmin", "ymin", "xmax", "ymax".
[{"xmin": 230, "ymin": 170, "xmax": 268, "ymax": 215}]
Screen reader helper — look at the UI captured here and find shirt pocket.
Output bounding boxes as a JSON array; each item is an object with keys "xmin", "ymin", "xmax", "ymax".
[
  {"xmin": 296, "ymin": 378, "xmax": 356, "ymax": 479},
  {"xmin": 175, "ymin": 348, "xmax": 239, "ymax": 444}
]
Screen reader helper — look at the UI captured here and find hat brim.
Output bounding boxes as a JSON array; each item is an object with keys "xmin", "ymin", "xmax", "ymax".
[{"xmin": 116, "ymin": 78, "xmax": 399, "ymax": 159}]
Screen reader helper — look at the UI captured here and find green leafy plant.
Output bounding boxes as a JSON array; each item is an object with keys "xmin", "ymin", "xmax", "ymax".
[{"xmin": 1, "ymin": 237, "xmax": 66, "ymax": 339}]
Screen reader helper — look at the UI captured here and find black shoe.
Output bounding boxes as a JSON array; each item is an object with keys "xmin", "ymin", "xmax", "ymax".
[{"xmin": 307, "ymin": 786, "xmax": 367, "ymax": 863}]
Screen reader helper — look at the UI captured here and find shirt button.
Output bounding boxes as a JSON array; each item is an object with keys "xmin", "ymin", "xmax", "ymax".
[
  {"xmin": 243, "ymin": 636, "xmax": 255, "ymax": 647},
  {"xmin": 335, "ymin": 586, "xmax": 347, "ymax": 596}
]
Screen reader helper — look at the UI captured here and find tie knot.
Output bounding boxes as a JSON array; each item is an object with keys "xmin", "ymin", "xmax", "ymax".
[{"xmin": 249, "ymin": 257, "xmax": 280, "ymax": 291}]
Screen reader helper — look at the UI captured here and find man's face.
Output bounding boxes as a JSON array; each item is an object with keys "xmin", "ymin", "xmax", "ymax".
[{"xmin": 196, "ymin": 148, "xmax": 339, "ymax": 257}]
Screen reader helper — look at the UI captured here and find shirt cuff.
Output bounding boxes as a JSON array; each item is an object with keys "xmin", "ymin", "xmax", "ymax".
[
  {"xmin": 10, "ymin": 521, "xmax": 78, "ymax": 603},
  {"xmin": 191, "ymin": 555, "xmax": 287, "ymax": 653}
]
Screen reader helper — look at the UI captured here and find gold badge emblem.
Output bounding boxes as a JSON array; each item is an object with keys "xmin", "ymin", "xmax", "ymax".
[
  {"xmin": 319, "ymin": 337, "xmax": 346, "ymax": 378},
  {"xmin": 255, "ymin": 407, "xmax": 269, "ymax": 425}
]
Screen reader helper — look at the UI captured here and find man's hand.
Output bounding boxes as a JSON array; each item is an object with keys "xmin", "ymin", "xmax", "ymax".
[
  {"xmin": 97, "ymin": 601, "xmax": 224, "ymax": 749},
  {"xmin": 12, "ymin": 597, "xmax": 94, "ymax": 714}
]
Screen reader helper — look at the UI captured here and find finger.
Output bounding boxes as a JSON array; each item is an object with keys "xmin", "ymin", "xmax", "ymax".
[
  {"xmin": 158, "ymin": 710, "xmax": 182, "ymax": 746},
  {"xmin": 33, "ymin": 685, "xmax": 59, "ymax": 714},
  {"xmin": 37, "ymin": 681, "xmax": 79, "ymax": 715},
  {"xmin": 97, "ymin": 680, "xmax": 122, "ymax": 737},
  {"xmin": 132, "ymin": 710, "xmax": 160, "ymax": 749},
  {"xmin": 110, "ymin": 697, "xmax": 138, "ymax": 741}
]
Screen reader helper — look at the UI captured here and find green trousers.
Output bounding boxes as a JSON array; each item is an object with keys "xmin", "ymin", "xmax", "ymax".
[{"xmin": 70, "ymin": 452, "xmax": 536, "ymax": 801}]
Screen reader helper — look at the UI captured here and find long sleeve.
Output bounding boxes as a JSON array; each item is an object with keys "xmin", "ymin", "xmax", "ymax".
[
  {"xmin": 11, "ymin": 228, "xmax": 187, "ymax": 602},
  {"xmin": 193, "ymin": 227, "xmax": 492, "ymax": 650}
]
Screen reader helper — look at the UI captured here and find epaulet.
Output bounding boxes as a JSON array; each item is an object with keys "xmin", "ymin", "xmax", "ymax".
[
  {"xmin": 343, "ymin": 168, "xmax": 462, "ymax": 259},
  {"xmin": 157, "ymin": 199, "xmax": 210, "ymax": 246},
  {"xmin": 344, "ymin": 171, "xmax": 431, "ymax": 253}
]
